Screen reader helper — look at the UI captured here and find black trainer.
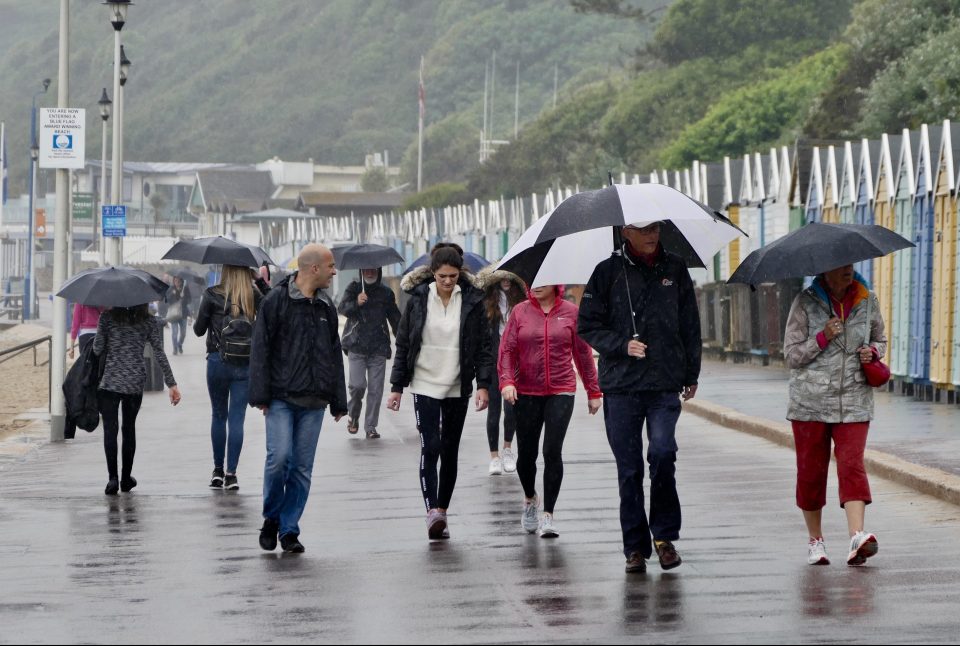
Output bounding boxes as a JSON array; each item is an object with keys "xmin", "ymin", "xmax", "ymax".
[
  {"xmin": 210, "ymin": 468, "xmax": 225, "ymax": 488},
  {"xmin": 366, "ymin": 428, "xmax": 380, "ymax": 439},
  {"xmin": 224, "ymin": 474, "xmax": 239, "ymax": 490},
  {"xmin": 280, "ymin": 533, "xmax": 305, "ymax": 553},
  {"xmin": 259, "ymin": 519, "xmax": 279, "ymax": 551},
  {"xmin": 105, "ymin": 479, "xmax": 119, "ymax": 496},
  {"xmin": 120, "ymin": 476, "xmax": 137, "ymax": 492}
]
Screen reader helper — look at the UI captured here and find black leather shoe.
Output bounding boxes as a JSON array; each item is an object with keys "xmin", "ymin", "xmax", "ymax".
[
  {"xmin": 625, "ymin": 552, "xmax": 646, "ymax": 573},
  {"xmin": 655, "ymin": 540, "xmax": 682, "ymax": 570},
  {"xmin": 280, "ymin": 533, "xmax": 305, "ymax": 553},
  {"xmin": 105, "ymin": 479, "xmax": 119, "ymax": 496},
  {"xmin": 120, "ymin": 476, "xmax": 137, "ymax": 492},
  {"xmin": 259, "ymin": 519, "xmax": 279, "ymax": 551}
]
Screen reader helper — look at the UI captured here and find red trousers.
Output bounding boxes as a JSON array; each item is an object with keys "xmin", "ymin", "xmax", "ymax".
[{"xmin": 791, "ymin": 421, "xmax": 872, "ymax": 511}]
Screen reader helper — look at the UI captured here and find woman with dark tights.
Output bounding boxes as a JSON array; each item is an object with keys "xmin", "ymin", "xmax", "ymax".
[
  {"xmin": 386, "ymin": 243, "xmax": 493, "ymax": 540},
  {"xmin": 498, "ymin": 285, "xmax": 601, "ymax": 538}
]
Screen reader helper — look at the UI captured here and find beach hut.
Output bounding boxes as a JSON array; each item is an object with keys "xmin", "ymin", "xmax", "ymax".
[
  {"xmin": 853, "ymin": 138, "xmax": 882, "ymax": 283},
  {"xmin": 873, "ymin": 132, "xmax": 901, "ymax": 358},
  {"xmin": 908, "ymin": 123, "xmax": 939, "ymax": 383},
  {"xmin": 953, "ymin": 158, "xmax": 960, "ymax": 386},
  {"xmin": 891, "ymin": 129, "xmax": 920, "ymax": 378},
  {"xmin": 740, "ymin": 153, "xmax": 764, "ymax": 256},
  {"xmin": 930, "ymin": 120, "xmax": 960, "ymax": 386},
  {"xmin": 720, "ymin": 156, "xmax": 746, "ymax": 282},
  {"xmin": 762, "ymin": 146, "xmax": 792, "ymax": 244},
  {"xmin": 804, "ymin": 146, "xmax": 830, "ymax": 225},
  {"xmin": 837, "ymin": 141, "xmax": 858, "ymax": 225},
  {"xmin": 820, "ymin": 145, "xmax": 841, "ymax": 224}
]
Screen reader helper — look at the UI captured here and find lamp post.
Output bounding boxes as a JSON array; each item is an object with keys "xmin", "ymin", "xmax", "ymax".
[
  {"xmin": 97, "ymin": 88, "xmax": 111, "ymax": 266},
  {"xmin": 24, "ymin": 78, "xmax": 49, "ymax": 320},
  {"xmin": 104, "ymin": 0, "xmax": 131, "ymax": 266}
]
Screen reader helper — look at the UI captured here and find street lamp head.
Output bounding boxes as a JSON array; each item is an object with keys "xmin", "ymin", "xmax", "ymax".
[
  {"xmin": 98, "ymin": 88, "xmax": 112, "ymax": 121},
  {"xmin": 42, "ymin": 78, "xmax": 51, "ymax": 92},
  {"xmin": 120, "ymin": 46, "xmax": 131, "ymax": 86},
  {"xmin": 30, "ymin": 139, "xmax": 39, "ymax": 161},
  {"xmin": 103, "ymin": 0, "xmax": 132, "ymax": 31}
]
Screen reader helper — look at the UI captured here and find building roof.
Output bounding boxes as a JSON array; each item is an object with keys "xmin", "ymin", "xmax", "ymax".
[
  {"xmin": 195, "ymin": 169, "xmax": 276, "ymax": 213},
  {"xmin": 88, "ymin": 161, "xmax": 252, "ymax": 174},
  {"xmin": 703, "ymin": 162, "xmax": 726, "ymax": 211},
  {"xmin": 299, "ymin": 192, "xmax": 406, "ymax": 209}
]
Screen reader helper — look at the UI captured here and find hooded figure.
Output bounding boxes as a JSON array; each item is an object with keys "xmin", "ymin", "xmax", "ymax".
[{"xmin": 337, "ymin": 268, "xmax": 402, "ymax": 438}]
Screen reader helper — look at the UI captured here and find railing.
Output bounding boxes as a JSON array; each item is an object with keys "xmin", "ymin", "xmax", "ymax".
[{"xmin": 0, "ymin": 335, "xmax": 53, "ymax": 412}]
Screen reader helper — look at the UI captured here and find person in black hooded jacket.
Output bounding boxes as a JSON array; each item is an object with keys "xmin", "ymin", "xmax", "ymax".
[
  {"xmin": 386, "ymin": 243, "xmax": 493, "ymax": 541},
  {"xmin": 337, "ymin": 267, "xmax": 401, "ymax": 439},
  {"xmin": 577, "ymin": 221, "xmax": 701, "ymax": 574},
  {"xmin": 248, "ymin": 244, "xmax": 348, "ymax": 554}
]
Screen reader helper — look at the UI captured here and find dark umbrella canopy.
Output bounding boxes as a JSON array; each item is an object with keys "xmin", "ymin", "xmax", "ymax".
[
  {"xmin": 727, "ymin": 223, "xmax": 915, "ymax": 286},
  {"xmin": 161, "ymin": 236, "xmax": 274, "ymax": 268},
  {"xmin": 57, "ymin": 266, "xmax": 169, "ymax": 307},
  {"xmin": 403, "ymin": 251, "xmax": 490, "ymax": 275},
  {"xmin": 332, "ymin": 244, "xmax": 404, "ymax": 271},
  {"xmin": 168, "ymin": 267, "xmax": 205, "ymax": 285}
]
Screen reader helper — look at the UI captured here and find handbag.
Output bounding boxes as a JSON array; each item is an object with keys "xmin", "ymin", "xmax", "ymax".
[
  {"xmin": 165, "ymin": 299, "xmax": 183, "ymax": 323},
  {"xmin": 861, "ymin": 296, "xmax": 890, "ymax": 388}
]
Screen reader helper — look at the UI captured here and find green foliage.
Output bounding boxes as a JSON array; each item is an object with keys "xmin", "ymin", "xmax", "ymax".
[
  {"xmin": 360, "ymin": 167, "xmax": 390, "ymax": 192},
  {"xmin": 647, "ymin": 0, "xmax": 853, "ymax": 64},
  {"xmin": 401, "ymin": 183, "xmax": 470, "ymax": 210},
  {"xmin": 857, "ymin": 18, "xmax": 960, "ymax": 134},
  {"xmin": 660, "ymin": 45, "xmax": 850, "ymax": 166}
]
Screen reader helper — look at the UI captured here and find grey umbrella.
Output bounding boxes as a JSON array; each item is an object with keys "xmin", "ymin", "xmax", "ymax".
[
  {"xmin": 727, "ymin": 223, "xmax": 914, "ymax": 286},
  {"xmin": 162, "ymin": 236, "xmax": 274, "ymax": 268},
  {"xmin": 57, "ymin": 266, "xmax": 169, "ymax": 307}
]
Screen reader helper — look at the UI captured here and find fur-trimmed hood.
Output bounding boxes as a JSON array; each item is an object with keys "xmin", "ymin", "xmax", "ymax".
[
  {"xmin": 400, "ymin": 265, "xmax": 480, "ymax": 293},
  {"xmin": 475, "ymin": 264, "xmax": 527, "ymax": 293}
]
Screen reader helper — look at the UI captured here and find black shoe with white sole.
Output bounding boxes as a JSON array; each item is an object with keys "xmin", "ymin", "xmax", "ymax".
[
  {"xmin": 224, "ymin": 474, "xmax": 239, "ymax": 490},
  {"xmin": 210, "ymin": 468, "xmax": 225, "ymax": 488}
]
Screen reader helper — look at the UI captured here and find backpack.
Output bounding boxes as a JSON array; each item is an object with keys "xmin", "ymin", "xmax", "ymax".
[{"xmin": 218, "ymin": 300, "xmax": 254, "ymax": 365}]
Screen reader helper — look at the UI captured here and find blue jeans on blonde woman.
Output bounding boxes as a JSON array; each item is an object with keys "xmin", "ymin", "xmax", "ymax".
[{"xmin": 206, "ymin": 353, "xmax": 249, "ymax": 474}]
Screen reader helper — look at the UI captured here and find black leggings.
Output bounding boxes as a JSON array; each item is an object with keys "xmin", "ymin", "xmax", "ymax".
[
  {"xmin": 413, "ymin": 394, "xmax": 470, "ymax": 511},
  {"xmin": 514, "ymin": 394, "xmax": 575, "ymax": 514},
  {"xmin": 486, "ymin": 387, "xmax": 517, "ymax": 452},
  {"xmin": 98, "ymin": 390, "xmax": 143, "ymax": 480}
]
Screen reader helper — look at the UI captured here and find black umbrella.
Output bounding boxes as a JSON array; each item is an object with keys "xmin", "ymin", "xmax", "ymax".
[
  {"xmin": 332, "ymin": 243, "xmax": 404, "ymax": 271},
  {"xmin": 727, "ymin": 223, "xmax": 915, "ymax": 286},
  {"xmin": 402, "ymin": 251, "xmax": 490, "ymax": 275},
  {"xmin": 57, "ymin": 266, "xmax": 169, "ymax": 307},
  {"xmin": 161, "ymin": 236, "xmax": 274, "ymax": 268},
  {"xmin": 168, "ymin": 267, "xmax": 206, "ymax": 285}
]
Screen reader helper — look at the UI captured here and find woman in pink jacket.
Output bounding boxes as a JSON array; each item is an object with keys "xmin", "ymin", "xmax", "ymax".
[
  {"xmin": 69, "ymin": 303, "xmax": 104, "ymax": 359},
  {"xmin": 498, "ymin": 285, "xmax": 602, "ymax": 538}
]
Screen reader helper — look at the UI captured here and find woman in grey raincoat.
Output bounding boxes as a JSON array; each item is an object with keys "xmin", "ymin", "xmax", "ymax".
[{"xmin": 783, "ymin": 264, "xmax": 886, "ymax": 568}]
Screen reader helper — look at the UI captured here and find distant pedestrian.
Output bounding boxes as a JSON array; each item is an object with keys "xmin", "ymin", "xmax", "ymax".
[
  {"xmin": 194, "ymin": 265, "xmax": 271, "ymax": 490},
  {"xmin": 784, "ymin": 264, "xmax": 886, "ymax": 567},
  {"xmin": 249, "ymin": 244, "xmax": 347, "ymax": 554},
  {"xmin": 577, "ymin": 221, "xmax": 701, "ymax": 573},
  {"xmin": 338, "ymin": 267, "xmax": 401, "ymax": 439},
  {"xmin": 499, "ymin": 284, "xmax": 602, "ymax": 538},
  {"xmin": 386, "ymin": 243, "xmax": 492, "ymax": 540},
  {"xmin": 93, "ymin": 304, "xmax": 181, "ymax": 495},
  {"xmin": 165, "ymin": 276, "xmax": 192, "ymax": 355},
  {"xmin": 477, "ymin": 267, "xmax": 526, "ymax": 475}
]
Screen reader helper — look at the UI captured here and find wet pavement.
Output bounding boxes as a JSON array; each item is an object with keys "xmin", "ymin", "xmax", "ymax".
[
  {"xmin": 1, "ymin": 333, "xmax": 960, "ymax": 643},
  {"xmin": 698, "ymin": 361, "xmax": 960, "ymax": 477}
]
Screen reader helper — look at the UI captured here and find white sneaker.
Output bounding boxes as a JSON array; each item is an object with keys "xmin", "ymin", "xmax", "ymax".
[
  {"xmin": 539, "ymin": 513, "xmax": 559, "ymax": 539},
  {"xmin": 501, "ymin": 448, "xmax": 517, "ymax": 473},
  {"xmin": 847, "ymin": 531, "xmax": 878, "ymax": 566},
  {"xmin": 807, "ymin": 537, "xmax": 830, "ymax": 565},
  {"xmin": 488, "ymin": 457, "xmax": 503, "ymax": 476},
  {"xmin": 521, "ymin": 496, "xmax": 540, "ymax": 533}
]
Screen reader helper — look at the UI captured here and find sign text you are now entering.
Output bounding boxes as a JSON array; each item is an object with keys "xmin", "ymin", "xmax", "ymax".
[{"xmin": 39, "ymin": 108, "xmax": 85, "ymax": 170}]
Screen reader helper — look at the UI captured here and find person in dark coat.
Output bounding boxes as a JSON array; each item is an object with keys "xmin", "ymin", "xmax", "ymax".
[
  {"xmin": 165, "ymin": 276, "xmax": 192, "ymax": 355},
  {"xmin": 577, "ymin": 221, "xmax": 701, "ymax": 574},
  {"xmin": 249, "ymin": 244, "xmax": 348, "ymax": 554},
  {"xmin": 386, "ymin": 243, "xmax": 493, "ymax": 541},
  {"xmin": 338, "ymin": 267, "xmax": 401, "ymax": 439}
]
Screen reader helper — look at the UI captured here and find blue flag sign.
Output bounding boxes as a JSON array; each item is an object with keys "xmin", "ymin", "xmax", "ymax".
[{"xmin": 102, "ymin": 205, "xmax": 127, "ymax": 237}]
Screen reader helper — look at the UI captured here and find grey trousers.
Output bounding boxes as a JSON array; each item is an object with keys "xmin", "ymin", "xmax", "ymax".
[{"xmin": 347, "ymin": 353, "xmax": 387, "ymax": 432}]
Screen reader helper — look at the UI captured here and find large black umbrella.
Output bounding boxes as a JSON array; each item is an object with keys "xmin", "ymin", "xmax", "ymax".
[
  {"xmin": 162, "ymin": 236, "xmax": 274, "ymax": 268},
  {"xmin": 727, "ymin": 223, "xmax": 915, "ymax": 286},
  {"xmin": 332, "ymin": 243, "xmax": 404, "ymax": 271},
  {"xmin": 57, "ymin": 266, "xmax": 169, "ymax": 307}
]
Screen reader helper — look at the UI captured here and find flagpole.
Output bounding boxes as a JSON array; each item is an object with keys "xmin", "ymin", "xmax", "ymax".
[
  {"xmin": 0, "ymin": 121, "xmax": 5, "ymax": 234},
  {"xmin": 417, "ymin": 55, "xmax": 424, "ymax": 193}
]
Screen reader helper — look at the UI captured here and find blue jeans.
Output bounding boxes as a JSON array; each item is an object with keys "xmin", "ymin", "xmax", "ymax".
[
  {"xmin": 206, "ymin": 354, "xmax": 249, "ymax": 473},
  {"xmin": 604, "ymin": 391, "xmax": 682, "ymax": 559},
  {"xmin": 171, "ymin": 319, "xmax": 187, "ymax": 353},
  {"xmin": 263, "ymin": 400, "xmax": 325, "ymax": 538}
]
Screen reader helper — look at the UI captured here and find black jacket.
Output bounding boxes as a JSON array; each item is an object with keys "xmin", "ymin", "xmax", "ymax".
[
  {"xmin": 390, "ymin": 267, "xmax": 493, "ymax": 396},
  {"xmin": 62, "ymin": 341, "xmax": 103, "ymax": 436},
  {"xmin": 577, "ymin": 244, "xmax": 701, "ymax": 394},
  {"xmin": 163, "ymin": 283, "xmax": 192, "ymax": 320},
  {"xmin": 337, "ymin": 270, "xmax": 401, "ymax": 358},
  {"xmin": 247, "ymin": 274, "xmax": 348, "ymax": 415},
  {"xmin": 193, "ymin": 278, "xmax": 270, "ymax": 354}
]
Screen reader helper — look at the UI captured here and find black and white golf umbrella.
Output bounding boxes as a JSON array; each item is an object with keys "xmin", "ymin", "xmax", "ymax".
[{"xmin": 498, "ymin": 183, "xmax": 745, "ymax": 287}]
